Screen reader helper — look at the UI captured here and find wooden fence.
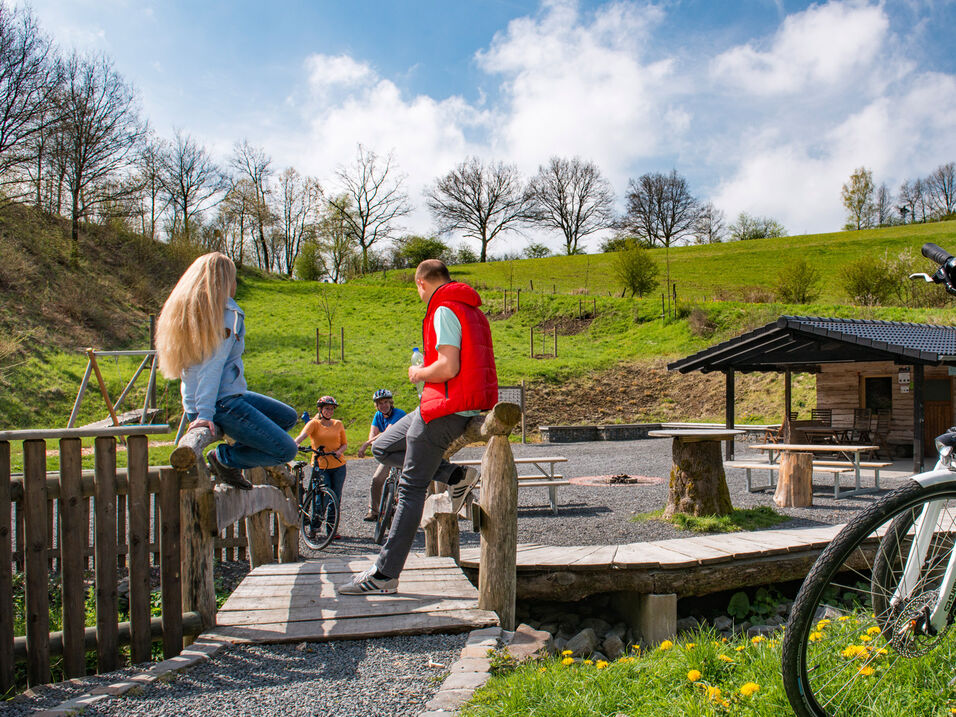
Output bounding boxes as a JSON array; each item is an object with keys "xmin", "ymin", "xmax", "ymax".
[{"xmin": 0, "ymin": 425, "xmax": 198, "ymax": 692}]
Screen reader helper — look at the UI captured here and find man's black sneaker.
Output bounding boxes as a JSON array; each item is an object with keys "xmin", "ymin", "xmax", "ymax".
[{"xmin": 207, "ymin": 452, "xmax": 253, "ymax": 490}]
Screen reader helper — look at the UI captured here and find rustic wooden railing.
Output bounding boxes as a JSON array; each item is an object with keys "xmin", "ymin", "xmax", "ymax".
[
  {"xmin": 421, "ymin": 402, "xmax": 522, "ymax": 630},
  {"xmin": 0, "ymin": 425, "xmax": 196, "ymax": 692}
]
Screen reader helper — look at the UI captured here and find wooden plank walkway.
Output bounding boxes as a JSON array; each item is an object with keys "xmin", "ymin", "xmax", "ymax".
[{"xmin": 207, "ymin": 555, "xmax": 498, "ymax": 644}]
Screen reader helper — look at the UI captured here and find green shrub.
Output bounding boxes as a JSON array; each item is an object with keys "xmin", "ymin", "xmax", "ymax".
[
  {"xmin": 774, "ymin": 259, "xmax": 821, "ymax": 303},
  {"xmin": 294, "ymin": 241, "xmax": 325, "ymax": 281},
  {"xmin": 840, "ymin": 255, "xmax": 897, "ymax": 305},
  {"xmin": 614, "ymin": 241, "xmax": 659, "ymax": 297}
]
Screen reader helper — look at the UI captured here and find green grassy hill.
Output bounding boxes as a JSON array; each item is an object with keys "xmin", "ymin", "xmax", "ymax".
[{"xmin": 5, "ymin": 202, "xmax": 956, "ymax": 464}]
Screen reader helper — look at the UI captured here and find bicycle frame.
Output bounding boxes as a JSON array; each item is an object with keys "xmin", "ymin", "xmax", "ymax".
[{"xmin": 895, "ymin": 462, "xmax": 956, "ymax": 634}]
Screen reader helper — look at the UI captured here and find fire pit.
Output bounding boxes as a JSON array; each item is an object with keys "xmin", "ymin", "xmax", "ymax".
[{"xmin": 569, "ymin": 474, "xmax": 665, "ymax": 486}]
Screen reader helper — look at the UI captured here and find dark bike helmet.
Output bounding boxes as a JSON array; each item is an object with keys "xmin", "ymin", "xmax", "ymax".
[
  {"xmin": 316, "ymin": 395, "xmax": 339, "ymax": 408},
  {"xmin": 372, "ymin": 388, "xmax": 393, "ymax": 401}
]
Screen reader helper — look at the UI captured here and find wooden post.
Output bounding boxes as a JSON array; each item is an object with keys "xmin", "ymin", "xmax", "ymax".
[
  {"xmin": 436, "ymin": 512, "xmax": 459, "ymax": 562},
  {"xmin": 774, "ymin": 452, "xmax": 813, "ymax": 508},
  {"xmin": 340, "ymin": 326, "xmax": 345, "ymax": 363},
  {"xmin": 516, "ymin": 289, "xmax": 520, "ymax": 311},
  {"xmin": 913, "ymin": 364, "xmax": 924, "ymax": 473},
  {"xmin": 24, "ymin": 439, "xmax": 50, "ymax": 686},
  {"xmin": 127, "ymin": 435, "xmax": 152, "ymax": 665},
  {"xmin": 477, "ymin": 402, "xmax": 522, "ymax": 631},
  {"xmin": 171, "ymin": 428, "xmax": 218, "ymax": 636},
  {"xmin": 553, "ymin": 327, "xmax": 557, "ymax": 358},
  {"xmin": 423, "ymin": 521, "xmax": 438, "ymax": 557},
  {"xmin": 159, "ymin": 468, "xmax": 183, "ymax": 659},
  {"xmin": 245, "ymin": 467, "xmax": 277, "ymax": 568},
  {"xmin": 529, "ymin": 327, "xmax": 534, "ymax": 358},
  {"xmin": 94, "ymin": 437, "xmax": 118, "ymax": 673},
  {"xmin": 315, "ymin": 328, "xmax": 320, "ymax": 364},
  {"xmin": 87, "ymin": 349, "xmax": 121, "ymax": 430},
  {"xmin": 0, "ymin": 441, "xmax": 11, "ymax": 694},
  {"xmin": 725, "ymin": 370, "xmax": 735, "ymax": 461},
  {"xmin": 520, "ymin": 380, "xmax": 526, "ymax": 444},
  {"xmin": 59, "ymin": 438, "xmax": 86, "ymax": 678}
]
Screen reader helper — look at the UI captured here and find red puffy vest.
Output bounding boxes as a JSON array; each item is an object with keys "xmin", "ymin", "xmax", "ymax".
[{"xmin": 419, "ymin": 281, "xmax": 498, "ymax": 423}]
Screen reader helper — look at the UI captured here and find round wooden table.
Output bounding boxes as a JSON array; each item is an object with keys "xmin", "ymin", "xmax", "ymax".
[{"xmin": 648, "ymin": 429, "xmax": 744, "ymax": 517}]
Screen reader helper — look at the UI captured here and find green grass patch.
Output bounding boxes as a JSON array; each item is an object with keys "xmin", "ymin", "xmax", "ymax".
[
  {"xmin": 632, "ymin": 506, "xmax": 787, "ymax": 533},
  {"xmin": 461, "ymin": 623, "xmax": 956, "ymax": 717}
]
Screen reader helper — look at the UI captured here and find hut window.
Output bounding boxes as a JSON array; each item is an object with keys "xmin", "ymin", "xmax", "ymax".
[{"xmin": 864, "ymin": 376, "xmax": 892, "ymax": 411}]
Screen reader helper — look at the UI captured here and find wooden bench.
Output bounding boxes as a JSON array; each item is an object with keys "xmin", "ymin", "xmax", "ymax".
[
  {"xmin": 810, "ymin": 460, "xmax": 892, "ymax": 490},
  {"xmin": 724, "ymin": 461, "xmax": 852, "ymax": 497},
  {"xmin": 453, "ymin": 456, "xmax": 569, "ymax": 515}
]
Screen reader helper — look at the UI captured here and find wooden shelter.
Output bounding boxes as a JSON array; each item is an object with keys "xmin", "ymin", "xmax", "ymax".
[{"xmin": 668, "ymin": 316, "xmax": 956, "ymax": 472}]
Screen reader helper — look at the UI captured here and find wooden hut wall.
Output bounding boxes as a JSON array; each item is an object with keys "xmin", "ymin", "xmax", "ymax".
[{"xmin": 815, "ymin": 361, "xmax": 953, "ymax": 446}]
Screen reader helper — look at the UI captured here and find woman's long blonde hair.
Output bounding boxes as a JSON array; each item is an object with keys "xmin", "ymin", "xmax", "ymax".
[{"xmin": 156, "ymin": 252, "xmax": 236, "ymax": 378}]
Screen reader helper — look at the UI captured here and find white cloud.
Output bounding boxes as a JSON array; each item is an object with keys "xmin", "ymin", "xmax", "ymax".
[
  {"xmin": 305, "ymin": 54, "xmax": 374, "ymax": 91},
  {"xmin": 711, "ymin": 1, "xmax": 890, "ymax": 95}
]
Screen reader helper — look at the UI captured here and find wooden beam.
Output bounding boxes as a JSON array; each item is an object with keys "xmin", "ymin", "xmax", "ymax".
[{"xmin": 724, "ymin": 369, "xmax": 735, "ymax": 460}]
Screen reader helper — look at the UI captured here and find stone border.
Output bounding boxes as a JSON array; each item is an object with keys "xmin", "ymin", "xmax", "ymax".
[
  {"xmin": 29, "ymin": 636, "xmax": 229, "ymax": 717},
  {"xmin": 419, "ymin": 624, "xmax": 553, "ymax": 717}
]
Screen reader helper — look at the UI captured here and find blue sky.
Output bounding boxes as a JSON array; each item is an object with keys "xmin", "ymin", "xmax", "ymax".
[{"xmin": 27, "ymin": 0, "xmax": 956, "ymax": 250}]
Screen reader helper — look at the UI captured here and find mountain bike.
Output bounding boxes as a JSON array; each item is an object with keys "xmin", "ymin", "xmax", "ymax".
[
  {"xmin": 374, "ymin": 466, "xmax": 401, "ymax": 545},
  {"xmin": 781, "ymin": 242, "xmax": 956, "ymax": 717},
  {"xmin": 291, "ymin": 445, "xmax": 340, "ymax": 551}
]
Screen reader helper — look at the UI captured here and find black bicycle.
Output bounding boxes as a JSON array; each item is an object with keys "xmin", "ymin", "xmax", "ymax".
[
  {"xmin": 292, "ymin": 445, "xmax": 340, "ymax": 551},
  {"xmin": 373, "ymin": 466, "xmax": 401, "ymax": 545}
]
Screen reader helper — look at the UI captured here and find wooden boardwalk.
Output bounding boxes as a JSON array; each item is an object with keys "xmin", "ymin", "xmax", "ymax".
[
  {"xmin": 459, "ymin": 525, "xmax": 850, "ymax": 601},
  {"xmin": 207, "ymin": 555, "xmax": 498, "ymax": 644}
]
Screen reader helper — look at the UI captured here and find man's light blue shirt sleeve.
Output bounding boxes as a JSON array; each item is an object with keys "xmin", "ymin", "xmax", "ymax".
[{"xmin": 433, "ymin": 306, "xmax": 462, "ymax": 349}]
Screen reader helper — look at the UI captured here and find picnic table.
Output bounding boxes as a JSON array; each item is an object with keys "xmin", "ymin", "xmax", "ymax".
[
  {"xmin": 797, "ymin": 426, "xmax": 851, "ymax": 444},
  {"xmin": 750, "ymin": 443, "xmax": 881, "ymax": 501},
  {"xmin": 452, "ymin": 455, "xmax": 569, "ymax": 514},
  {"xmin": 649, "ymin": 429, "xmax": 744, "ymax": 517}
]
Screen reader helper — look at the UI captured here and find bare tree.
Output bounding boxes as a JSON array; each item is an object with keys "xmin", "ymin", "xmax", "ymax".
[
  {"xmin": 528, "ymin": 156, "xmax": 614, "ymax": 255},
  {"xmin": 326, "ymin": 145, "xmax": 409, "ymax": 273},
  {"xmin": 159, "ymin": 129, "xmax": 225, "ymax": 243},
  {"xmin": 318, "ymin": 195, "xmax": 357, "ymax": 283},
  {"xmin": 874, "ymin": 182, "xmax": 893, "ymax": 227},
  {"xmin": 926, "ymin": 162, "xmax": 956, "ymax": 218},
  {"xmin": 623, "ymin": 170, "xmax": 699, "ymax": 315},
  {"xmin": 899, "ymin": 179, "xmax": 928, "ymax": 223},
  {"xmin": 841, "ymin": 167, "xmax": 876, "ymax": 230},
  {"xmin": 692, "ymin": 202, "xmax": 725, "ymax": 244},
  {"xmin": 231, "ymin": 139, "xmax": 274, "ymax": 269},
  {"xmin": 427, "ymin": 156, "xmax": 534, "ymax": 263},
  {"xmin": 274, "ymin": 166, "xmax": 322, "ymax": 275},
  {"xmin": 134, "ymin": 136, "xmax": 167, "ymax": 239},
  {"xmin": 219, "ymin": 177, "xmax": 256, "ymax": 266},
  {"xmin": 0, "ymin": 3, "xmax": 59, "ymax": 185},
  {"xmin": 56, "ymin": 53, "xmax": 146, "ymax": 258}
]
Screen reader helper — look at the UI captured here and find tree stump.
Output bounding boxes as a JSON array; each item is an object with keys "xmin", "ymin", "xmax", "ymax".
[
  {"xmin": 662, "ymin": 437, "xmax": 733, "ymax": 518},
  {"xmin": 774, "ymin": 451, "xmax": 813, "ymax": 507}
]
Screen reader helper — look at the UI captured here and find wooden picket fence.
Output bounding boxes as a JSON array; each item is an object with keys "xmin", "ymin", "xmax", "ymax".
[{"xmin": 0, "ymin": 426, "xmax": 200, "ymax": 692}]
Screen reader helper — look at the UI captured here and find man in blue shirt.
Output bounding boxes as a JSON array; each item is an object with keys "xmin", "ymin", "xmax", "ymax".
[{"xmin": 358, "ymin": 389, "xmax": 407, "ymax": 521}]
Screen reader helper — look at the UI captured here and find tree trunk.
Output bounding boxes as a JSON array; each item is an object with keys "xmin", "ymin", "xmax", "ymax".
[
  {"xmin": 662, "ymin": 437, "xmax": 733, "ymax": 517},
  {"xmin": 774, "ymin": 451, "xmax": 813, "ymax": 508}
]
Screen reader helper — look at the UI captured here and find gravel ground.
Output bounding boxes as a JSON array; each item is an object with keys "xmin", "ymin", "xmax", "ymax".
[{"xmin": 4, "ymin": 437, "xmax": 916, "ymax": 715}]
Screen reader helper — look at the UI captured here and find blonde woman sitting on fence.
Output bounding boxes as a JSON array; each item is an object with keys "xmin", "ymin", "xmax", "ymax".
[{"xmin": 156, "ymin": 252, "xmax": 298, "ymax": 490}]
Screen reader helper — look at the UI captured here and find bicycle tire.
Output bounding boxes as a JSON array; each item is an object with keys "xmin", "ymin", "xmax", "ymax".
[
  {"xmin": 374, "ymin": 474, "xmax": 398, "ymax": 546},
  {"xmin": 300, "ymin": 485, "xmax": 338, "ymax": 551},
  {"xmin": 781, "ymin": 479, "xmax": 956, "ymax": 717}
]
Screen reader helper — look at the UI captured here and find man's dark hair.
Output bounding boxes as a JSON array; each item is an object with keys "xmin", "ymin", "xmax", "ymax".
[{"xmin": 415, "ymin": 259, "xmax": 451, "ymax": 283}]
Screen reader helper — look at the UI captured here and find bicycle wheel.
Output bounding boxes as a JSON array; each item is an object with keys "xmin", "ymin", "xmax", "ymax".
[
  {"xmin": 299, "ymin": 487, "xmax": 331, "ymax": 551},
  {"xmin": 311, "ymin": 485, "xmax": 339, "ymax": 549},
  {"xmin": 782, "ymin": 480, "xmax": 956, "ymax": 717},
  {"xmin": 374, "ymin": 473, "xmax": 398, "ymax": 545}
]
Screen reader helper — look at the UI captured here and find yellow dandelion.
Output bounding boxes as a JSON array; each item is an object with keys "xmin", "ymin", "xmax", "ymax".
[
  {"xmin": 866, "ymin": 626, "xmax": 881, "ymax": 635},
  {"xmin": 808, "ymin": 631, "xmax": 823, "ymax": 642},
  {"xmin": 704, "ymin": 685, "xmax": 722, "ymax": 702},
  {"xmin": 658, "ymin": 640, "xmax": 674, "ymax": 651},
  {"xmin": 561, "ymin": 649, "xmax": 573, "ymax": 656},
  {"xmin": 687, "ymin": 669, "xmax": 702, "ymax": 682},
  {"xmin": 596, "ymin": 660, "xmax": 608, "ymax": 669},
  {"xmin": 721, "ymin": 637, "xmax": 728, "ymax": 643},
  {"xmin": 538, "ymin": 666, "xmax": 546, "ymax": 672},
  {"xmin": 685, "ymin": 643, "xmax": 696, "ymax": 649},
  {"xmin": 740, "ymin": 682, "xmax": 760, "ymax": 697},
  {"xmin": 859, "ymin": 634, "xmax": 872, "ymax": 643},
  {"xmin": 751, "ymin": 635, "xmax": 766, "ymax": 644},
  {"xmin": 735, "ymin": 645, "xmax": 746, "ymax": 652},
  {"xmin": 561, "ymin": 657, "xmax": 574, "ymax": 666},
  {"xmin": 858, "ymin": 666, "xmax": 875, "ymax": 677},
  {"xmin": 718, "ymin": 654, "xmax": 734, "ymax": 663},
  {"xmin": 842, "ymin": 645, "xmax": 866, "ymax": 659},
  {"xmin": 877, "ymin": 648, "xmax": 889, "ymax": 656},
  {"xmin": 838, "ymin": 616, "xmax": 851, "ymax": 622},
  {"xmin": 816, "ymin": 619, "xmax": 831, "ymax": 630},
  {"xmin": 583, "ymin": 659, "xmax": 593, "ymax": 665}
]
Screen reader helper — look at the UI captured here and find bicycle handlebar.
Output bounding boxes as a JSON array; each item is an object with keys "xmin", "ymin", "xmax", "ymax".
[
  {"xmin": 298, "ymin": 445, "xmax": 338, "ymax": 458},
  {"xmin": 922, "ymin": 242, "xmax": 953, "ymax": 266}
]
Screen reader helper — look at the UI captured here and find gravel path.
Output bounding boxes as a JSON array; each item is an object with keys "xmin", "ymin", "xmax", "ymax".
[{"xmin": 5, "ymin": 437, "xmax": 915, "ymax": 715}]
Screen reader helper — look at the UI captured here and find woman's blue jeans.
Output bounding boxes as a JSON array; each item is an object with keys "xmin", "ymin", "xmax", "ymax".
[
  {"xmin": 313, "ymin": 463, "xmax": 346, "ymax": 531},
  {"xmin": 189, "ymin": 391, "xmax": 298, "ymax": 469}
]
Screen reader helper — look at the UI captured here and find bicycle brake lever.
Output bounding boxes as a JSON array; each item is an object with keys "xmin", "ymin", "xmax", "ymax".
[{"xmin": 909, "ymin": 272, "xmax": 935, "ymax": 283}]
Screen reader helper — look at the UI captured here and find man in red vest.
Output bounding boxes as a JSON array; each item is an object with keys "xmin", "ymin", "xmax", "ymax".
[{"xmin": 340, "ymin": 259, "xmax": 498, "ymax": 595}]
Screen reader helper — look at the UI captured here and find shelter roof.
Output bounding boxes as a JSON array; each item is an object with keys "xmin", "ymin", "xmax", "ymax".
[{"xmin": 668, "ymin": 316, "xmax": 956, "ymax": 374}]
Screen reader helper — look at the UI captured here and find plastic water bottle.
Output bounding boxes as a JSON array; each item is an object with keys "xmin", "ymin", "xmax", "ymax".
[{"xmin": 411, "ymin": 347, "xmax": 424, "ymax": 397}]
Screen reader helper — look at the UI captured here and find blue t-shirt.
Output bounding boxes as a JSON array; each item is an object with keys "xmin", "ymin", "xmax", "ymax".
[{"xmin": 372, "ymin": 407, "xmax": 406, "ymax": 433}]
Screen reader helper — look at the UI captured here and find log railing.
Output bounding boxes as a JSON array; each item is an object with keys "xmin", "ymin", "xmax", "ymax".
[
  {"xmin": 0, "ymin": 425, "xmax": 192, "ymax": 692},
  {"xmin": 421, "ymin": 402, "xmax": 522, "ymax": 630}
]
